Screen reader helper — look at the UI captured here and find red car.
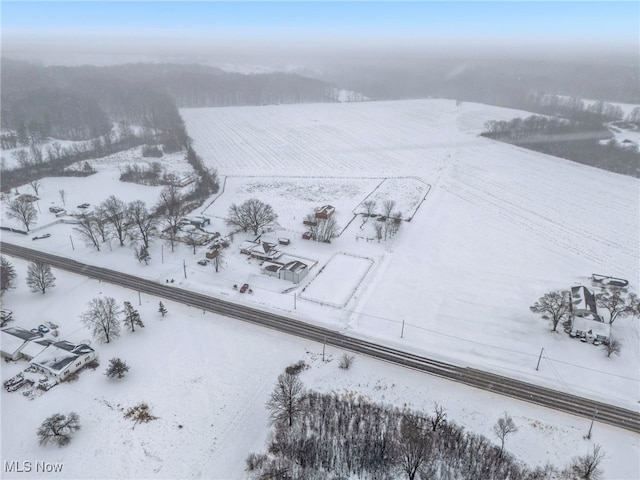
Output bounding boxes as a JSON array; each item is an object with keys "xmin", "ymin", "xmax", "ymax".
[{"xmin": 240, "ymin": 283, "xmax": 250, "ymax": 293}]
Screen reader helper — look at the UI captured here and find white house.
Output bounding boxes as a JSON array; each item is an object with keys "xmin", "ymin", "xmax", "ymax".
[
  {"xmin": 571, "ymin": 316, "xmax": 610, "ymax": 343},
  {"xmin": 0, "ymin": 327, "xmax": 43, "ymax": 361},
  {"xmin": 240, "ymin": 241, "xmax": 282, "ymax": 261},
  {"xmin": 30, "ymin": 341, "xmax": 96, "ymax": 381}
]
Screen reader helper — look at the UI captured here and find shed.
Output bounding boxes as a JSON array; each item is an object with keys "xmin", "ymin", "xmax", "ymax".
[
  {"xmin": 570, "ymin": 286, "xmax": 600, "ymax": 321},
  {"xmin": 315, "ymin": 205, "xmax": 335, "ymax": 219}
]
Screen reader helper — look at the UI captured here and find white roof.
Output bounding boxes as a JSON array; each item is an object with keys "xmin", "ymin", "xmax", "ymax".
[
  {"xmin": 31, "ymin": 345, "xmax": 78, "ymax": 375},
  {"xmin": 0, "ymin": 330, "xmax": 27, "ymax": 356},
  {"xmin": 20, "ymin": 340, "xmax": 51, "ymax": 359},
  {"xmin": 572, "ymin": 317, "xmax": 610, "ymax": 337}
]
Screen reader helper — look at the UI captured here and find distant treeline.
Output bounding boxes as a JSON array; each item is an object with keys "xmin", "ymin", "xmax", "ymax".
[
  {"xmin": 482, "ymin": 114, "xmax": 640, "ymax": 178},
  {"xmin": 0, "ymin": 59, "xmax": 338, "ymax": 143},
  {"xmin": 315, "ymin": 57, "xmax": 639, "ymax": 107}
]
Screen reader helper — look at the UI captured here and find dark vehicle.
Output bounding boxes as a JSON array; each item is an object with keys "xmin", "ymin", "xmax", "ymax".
[
  {"xmin": 38, "ymin": 324, "xmax": 50, "ymax": 333},
  {"xmin": 240, "ymin": 283, "xmax": 250, "ymax": 293},
  {"xmin": 77, "ymin": 203, "xmax": 90, "ymax": 209},
  {"xmin": 49, "ymin": 206, "xmax": 64, "ymax": 213},
  {"xmin": 1, "ymin": 309, "xmax": 13, "ymax": 327},
  {"xmin": 197, "ymin": 259, "xmax": 208, "ymax": 266},
  {"xmin": 32, "ymin": 233, "xmax": 51, "ymax": 240}
]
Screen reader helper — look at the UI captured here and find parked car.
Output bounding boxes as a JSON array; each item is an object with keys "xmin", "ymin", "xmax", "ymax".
[
  {"xmin": 30, "ymin": 328, "xmax": 40, "ymax": 334},
  {"xmin": 32, "ymin": 233, "xmax": 51, "ymax": 241},
  {"xmin": 77, "ymin": 203, "xmax": 90, "ymax": 209},
  {"xmin": 302, "ymin": 232, "xmax": 312, "ymax": 240},
  {"xmin": 240, "ymin": 283, "xmax": 250, "ymax": 293},
  {"xmin": 49, "ymin": 206, "xmax": 64, "ymax": 213},
  {"xmin": 1, "ymin": 309, "xmax": 13, "ymax": 327},
  {"xmin": 38, "ymin": 324, "xmax": 50, "ymax": 333},
  {"xmin": 197, "ymin": 259, "xmax": 209, "ymax": 266}
]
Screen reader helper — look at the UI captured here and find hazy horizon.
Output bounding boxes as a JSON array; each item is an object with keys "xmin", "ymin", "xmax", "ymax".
[{"xmin": 2, "ymin": 1, "xmax": 638, "ymax": 68}]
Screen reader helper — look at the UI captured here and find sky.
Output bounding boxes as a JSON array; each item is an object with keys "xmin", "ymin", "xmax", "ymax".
[{"xmin": 2, "ymin": 1, "xmax": 638, "ymax": 63}]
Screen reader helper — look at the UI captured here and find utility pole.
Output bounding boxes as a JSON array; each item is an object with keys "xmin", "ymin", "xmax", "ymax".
[
  {"xmin": 587, "ymin": 407, "xmax": 599, "ymax": 439},
  {"xmin": 183, "ymin": 259, "xmax": 187, "ymax": 279},
  {"xmin": 536, "ymin": 347, "xmax": 544, "ymax": 371},
  {"xmin": 138, "ymin": 291, "xmax": 141, "ymax": 306},
  {"xmin": 294, "ymin": 293, "xmax": 297, "ymax": 310},
  {"xmin": 322, "ymin": 341, "xmax": 326, "ymax": 362},
  {"xmin": 161, "ymin": 244, "xmax": 164, "ymax": 263},
  {"xmin": 401, "ymin": 319, "xmax": 405, "ymax": 338},
  {"xmin": 69, "ymin": 235, "xmax": 75, "ymax": 250}
]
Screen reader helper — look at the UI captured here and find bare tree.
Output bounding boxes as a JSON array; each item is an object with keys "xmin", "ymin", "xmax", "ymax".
[
  {"xmin": 101, "ymin": 195, "xmax": 131, "ymax": 246},
  {"xmin": 493, "ymin": 412, "xmax": 518, "ymax": 457},
  {"xmin": 362, "ymin": 199, "xmax": 377, "ymax": 219},
  {"xmin": 266, "ymin": 372, "xmax": 305, "ymax": 427},
  {"xmin": 12, "ymin": 149, "xmax": 30, "ymax": 168},
  {"xmin": 374, "ymin": 222, "xmax": 384, "ymax": 242},
  {"xmin": 128, "ymin": 200, "xmax": 156, "ymax": 249},
  {"xmin": 184, "ymin": 228, "xmax": 202, "ymax": 254},
  {"xmin": 602, "ymin": 338, "xmax": 622, "ymax": 358},
  {"xmin": 305, "ymin": 215, "xmax": 340, "ymax": 243},
  {"xmin": 37, "ymin": 412, "xmax": 80, "ymax": 447},
  {"xmin": 26, "ymin": 261, "xmax": 55, "ymax": 294},
  {"xmin": 398, "ymin": 413, "xmax": 432, "ymax": 480},
  {"xmin": 29, "ymin": 179, "xmax": 42, "ymax": 196},
  {"xmin": 530, "ymin": 291, "xmax": 571, "ymax": 332},
  {"xmin": 1, "ymin": 256, "xmax": 17, "ymax": 296},
  {"xmin": 209, "ymin": 248, "xmax": 224, "ymax": 272},
  {"xmin": 81, "ymin": 297, "xmax": 121, "ymax": 344},
  {"xmin": 7, "ymin": 196, "xmax": 38, "ymax": 231},
  {"xmin": 596, "ymin": 289, "xmax": 638, "ymax": 324},
  {"xmin": 571, "ymin": 444, "xmax": 605, "ymax": 480},
  {"xmin": 134, "ymin": 245, "xmax": 150, "ymax": 265},
  {"xmin": 73, "ymin": 215, "xmax": 101, "ymax": 251},
  {"xmin": 158, "ymin": 184, "xmax": 183, "ymax": 252},
  {"xmin": 382, "ymin": 199, "xmax": 396, "ymax": 219},
  {"xmin": 58, "ymin": 189, "xmax": 67, "ymax": 206},
  {"xmin": 430, "ymin": 403, "xmax": 446, "ymax": 432},
  {"xmin": 226, "ymin": 198, "xmax": 278, "ymax": 235}
]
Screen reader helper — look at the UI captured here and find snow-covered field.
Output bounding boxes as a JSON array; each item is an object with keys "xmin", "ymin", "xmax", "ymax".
[
  {"xmin": 2, "ymin": 98, "xmax": 639, "ymax": 478},
  {"xmin": 1, "ymin": 260, "xmax": 638, "ymax": 479}
]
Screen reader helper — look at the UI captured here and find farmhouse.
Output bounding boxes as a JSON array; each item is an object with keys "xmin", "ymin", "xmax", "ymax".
[
  {"xmin": 30, "ymin": 341, "xmax": 96, "ymax": 382},
  {"xmin": 570, "ymin": 286, "xmax": 600, "ymax": 321},
  {"xmin": 240, "ymin": 240, "xmax": 282, "ymax": 261},
  {"xmin": 571, "ymin": 317, "xmax": 610, "ymax": 344},
  {"xmin": 315, "ymin": 205, "xmax": 336, "ymax": 219},
  {"xmin": 261, "ymin": 260, "xmax": 309, "ymax": 284},
  {"xmin": 0, "ymin": 327, "xmax": 43, "ymax": 361}
]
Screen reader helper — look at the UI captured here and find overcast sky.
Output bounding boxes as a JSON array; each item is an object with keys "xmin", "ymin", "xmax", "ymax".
[{"xmin": 2, "ymin": 1, "xmax": 638, "ymax": 64}]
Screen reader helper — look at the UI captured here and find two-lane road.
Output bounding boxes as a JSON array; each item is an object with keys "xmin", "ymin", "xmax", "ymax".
[{"xmin": 2, "ymin": 241, "xmax": 638, "ymax": 433}]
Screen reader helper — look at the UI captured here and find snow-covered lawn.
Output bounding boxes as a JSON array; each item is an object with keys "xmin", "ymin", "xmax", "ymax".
[
  {"xmin": 1, "ymin": 260, "xmax": 638, "ymax": 479},
  {"xmin": 301, "ymin": 252, "xmax": 374, "ymax": 308}
]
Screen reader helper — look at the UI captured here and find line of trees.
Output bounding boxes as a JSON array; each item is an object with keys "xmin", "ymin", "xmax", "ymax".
[{"xmin": 248, "ymin": 372, "xmax": 605, "ymax": 479}]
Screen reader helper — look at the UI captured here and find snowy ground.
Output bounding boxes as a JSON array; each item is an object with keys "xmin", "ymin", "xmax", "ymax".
[
  {"xmin": 2, "ymin": 98, "xmax": 639, "ymax": 478},
  {"xmin": 1, "ymin": 260, "xmax": 638, "ymax": 479}
]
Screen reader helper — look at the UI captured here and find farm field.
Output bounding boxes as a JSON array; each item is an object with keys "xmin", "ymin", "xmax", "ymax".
[{"xmin": 182, "ymin": 99, "xmax": 640, "ymax": 408}]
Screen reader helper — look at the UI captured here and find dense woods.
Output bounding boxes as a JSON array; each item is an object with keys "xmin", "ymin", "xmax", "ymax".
[{"xmin": 247, "ymin": 386, "xmax": 602, "ymax": 480}]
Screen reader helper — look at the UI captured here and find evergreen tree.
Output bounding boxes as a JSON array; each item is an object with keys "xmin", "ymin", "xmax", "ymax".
[
  {"xmin": 105, "ymin": 358, "xmax": 130, "ymax": 379},
  {"xmin": 123, "ymin": 301, "xmax": 144, "ymax": 332},
  {"xmin": 0, "ymin": 256, "xmax": 17, "ymax": 296}
]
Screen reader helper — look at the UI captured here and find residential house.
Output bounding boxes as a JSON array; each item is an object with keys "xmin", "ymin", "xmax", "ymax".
[
  {"xmin": 0, "ymin": 327, "xmax": 43, "ymax": 361},
  {"xmin": 570, "ymin": 286, "xmax": 600, "ymax": 321},
  {"xmin": 240, "ymin": 241, "xmax": 282, "ymax": 261},
  {"xmin": 571, "ymin": 316, "xmax": 610, "ymax": 344},
  {"xmin": 30, "ymin": 341, "xmax": 96, "ymax": 381},
  {"xmin": 189, "ymin": 216, "xmax": 211, "ymax": 228}
]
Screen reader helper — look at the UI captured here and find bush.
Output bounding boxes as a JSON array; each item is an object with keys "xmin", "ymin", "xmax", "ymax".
[
  {"xmin": 339, "ymin": 354, "xmax": 355, "ymax": 370},
  {"xmin": 285, "ymin": 360, "xmax": 307, "ymax": 376},
  {"xmin": 141, "ymin": 145, "xmax": 163, "ymax": 158},
  {"xmin": 124, "ymin": 402, "xmax": 158, "ymax": 425}
]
